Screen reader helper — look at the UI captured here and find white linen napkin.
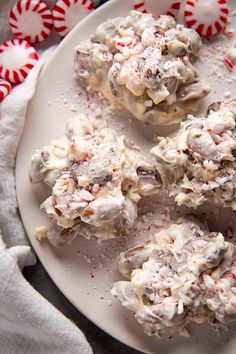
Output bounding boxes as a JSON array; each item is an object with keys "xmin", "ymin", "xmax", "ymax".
[
  {"xmin": 0, "ymin": 2, "xmax": 93, "ymax": 352},
  {"xmin": 0, "ymin": 239, "xmax": 92, "ymax": 354}
]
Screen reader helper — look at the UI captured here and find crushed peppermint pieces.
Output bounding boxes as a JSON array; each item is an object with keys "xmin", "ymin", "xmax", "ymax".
[{"xmin": 223, "ymin": 57, "xmax": 235, "ymax": 71}]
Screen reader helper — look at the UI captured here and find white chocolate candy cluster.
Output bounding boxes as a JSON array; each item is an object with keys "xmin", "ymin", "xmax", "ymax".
[
  {"xmin": 30, "ymin": 114, "xmax": 161, "ymax": 246},
  {"xmin": 151, "ymin": 101, "xmax": 236, "ymax": 210},
  {"xmin": 74, "ymin": 11, "xmax": 210, "ymax": 125},
  {"xmin": 112, "ymin": 217, "xmax": 236, "ymax": 339}
]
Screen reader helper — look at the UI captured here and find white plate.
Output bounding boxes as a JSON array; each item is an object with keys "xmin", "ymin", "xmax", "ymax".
[{"xmin": 16, "ymin": 1, "xmax": 236, "ymax": 353}]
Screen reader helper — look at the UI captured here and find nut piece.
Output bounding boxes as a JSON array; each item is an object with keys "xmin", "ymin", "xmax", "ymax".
[{"xmin": 34, "ymin": 226, "xmax": 48, "ymax": 241}]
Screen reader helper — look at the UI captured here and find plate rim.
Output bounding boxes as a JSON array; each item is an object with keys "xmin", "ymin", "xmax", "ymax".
[
  {"xmin": 15, "ymin": 1, "xmax": 236, "ymax": 353},
  {"xmin": 15, "ymin": 0, "xmax": 147, "ymax": 352}
]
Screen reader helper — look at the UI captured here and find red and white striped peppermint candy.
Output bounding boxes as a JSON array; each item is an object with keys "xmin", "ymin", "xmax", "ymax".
[
  {"xmin": 184, "ymin": 0, "xmax": 229, "ymax": 38},
  {"xmin": 53, "ymin": 0, "xmax": 94, "ymax": 37},
  {"xmin": 0, "ymin": 40, "xmax": 38, "ymax": 84},
  {"xmin": 0, "ymin": 80, "xmax": 12, "ymax": 103},
  {"xmin": 9, "ymin": 0, "xmax": 53, "ymax": 44},
  {"xmin": 133, "ymin": 0, "xmax": 181, "ymax": 18}
]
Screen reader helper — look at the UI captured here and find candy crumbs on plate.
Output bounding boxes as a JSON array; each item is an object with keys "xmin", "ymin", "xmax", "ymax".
[
  {"xmin": 53, "ymin": 0, "xmax": 94, "ymax": 37},
  {"xmin": 184, "ymin": 0, "xmax": 229, "ymax": 38},
  {"xmin": 9, "ymin": 0, "xmax": 53, "ymax": 44},
  {"xmin": 0, "ymin": 39, "xmax": 38, "ymax": 84},
  {"xmin": 223, "ymin": 57, "xmax": 234, "ymax": 71},
  {"xmin": 0, "ymin": 80, "xmax": 11, "ymax": 103}
]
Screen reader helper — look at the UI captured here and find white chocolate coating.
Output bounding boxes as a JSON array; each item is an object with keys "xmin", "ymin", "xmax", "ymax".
[
  {"xmin": 151, "ymin": 101, "xmax": 236, "ymax": 210},
  {"xmin": 74, "ymin": 11, "xmax": 210, "ymax": 125},
  {"xmin": 112, "ymin": 217, "xmax": 236, "ymax": 339},
  {"xmin": 30, "ymin": 113, "xmax": 161, "ymax": 246}
]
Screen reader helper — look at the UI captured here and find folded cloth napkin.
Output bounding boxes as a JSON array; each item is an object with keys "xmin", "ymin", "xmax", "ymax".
[
  {"xmin": 0, "ymin": 4, "xmax": 93, "ymax": 352},
  {"xmin": 0, "ymin": 239, "xmax": 92, "ymax": 354}
]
